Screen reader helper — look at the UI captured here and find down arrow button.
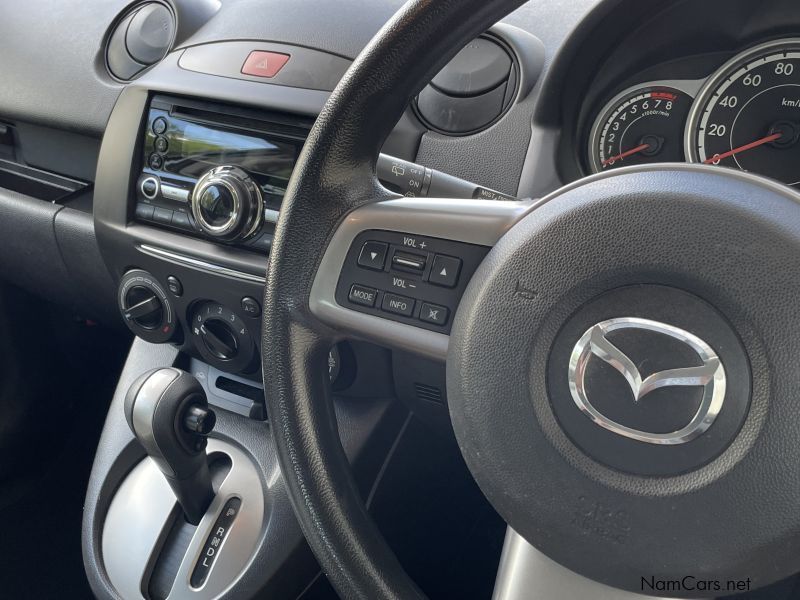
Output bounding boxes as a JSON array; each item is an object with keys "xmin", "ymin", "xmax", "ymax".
[{"xmin": 358, "ymin": 241, "xmax": 388, "ymax": 271}]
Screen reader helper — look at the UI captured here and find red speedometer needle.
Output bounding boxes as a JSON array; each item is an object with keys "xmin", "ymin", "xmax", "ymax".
[
  {"xmin": 602, "ymin": 143, "xmax": 651, "ymax": 167},
  {"xmin": 703, "ymin": 132, "xmax": 783, "ymax": 164}
]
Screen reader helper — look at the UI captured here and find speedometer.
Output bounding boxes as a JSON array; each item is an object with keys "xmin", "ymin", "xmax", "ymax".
[{"xmin": 687, "ymin": 38, "xmax": 800, "ymax": 186}]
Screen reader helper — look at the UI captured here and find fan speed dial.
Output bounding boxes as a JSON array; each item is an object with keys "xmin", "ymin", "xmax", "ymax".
[{"xmin": 191, "ymin": 301, "xmax": 256, "ymax": 373}]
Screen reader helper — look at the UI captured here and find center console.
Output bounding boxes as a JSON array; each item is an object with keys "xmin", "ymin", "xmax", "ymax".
[
  {"xmin": 101, "ymin": 88, "xmax": 508, "ymax": 409},
  {"xmin": 86, "ymin": 30, "xmax": 519, "ymax": 599},
  {"xmin": 85, "ymin": 35, "xmax": 458, "ymax": 599}
]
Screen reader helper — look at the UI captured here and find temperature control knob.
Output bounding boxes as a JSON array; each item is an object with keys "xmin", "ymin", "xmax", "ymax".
[
  {"xmin": 118, "ymin": 270, "xmax": 177, "ymax": 343},
  {"xmin": 190, "ymin": 166, "xmax": 263, "ymax": 243}
]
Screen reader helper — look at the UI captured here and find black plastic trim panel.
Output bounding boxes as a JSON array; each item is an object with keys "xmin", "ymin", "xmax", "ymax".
[{"xmin": 179, "ymin": 40, "xmax": 352, "ymax": 92}]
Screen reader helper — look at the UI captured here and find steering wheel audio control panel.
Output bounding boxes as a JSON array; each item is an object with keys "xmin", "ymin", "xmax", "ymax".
[{"xmin": 335, "ymin": 230, "xmax": 490, "ymax": 333}]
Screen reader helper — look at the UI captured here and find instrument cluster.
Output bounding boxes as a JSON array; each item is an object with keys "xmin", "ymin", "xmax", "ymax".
[{"xmin": 587, "ymin": 38, "xmax": 800, "ymax": 187}]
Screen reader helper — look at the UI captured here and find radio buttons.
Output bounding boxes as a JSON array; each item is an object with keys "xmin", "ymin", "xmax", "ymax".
[
  {"xmin": 135, "ymin": 203, "xmax": 154, "ymax": 220},
  {"xmin": 154, "ymin": 136, "xmax": 169, "ymax": 153},
  {"xmin": 263, "ymin": 208, "xmax": 280, "ymax": 224},
  {"xmin": 161, "ymin": 184, "xmax": 190, "ymax": 203},
  {"xmin": 171, "ymin": 211, "xmax": 192, "ymax": 230},
  {"xmin": 153, "ymin": 207, "xmax": 173, "ymax": 225},
  {"xmin": 140, "ymin": 176, "xmax": 159, "ymax": 200},
  {"xmin": 148, "ymin": 153, "xmax": 164, "ymax": 170},
  {"xmin": 152, "ymin": 117, "xmax": 168, "ymax": 135},
  {"xmin": 419, "ymin": 302, "xmax": 449, "ymax": 326},
  {"xmin": 391, "ymin": 250, "xmax": 426, "ymax": 274},
  {"xmin": 358, "ymin": 241, "xmax": 388, "ymax": 271}
]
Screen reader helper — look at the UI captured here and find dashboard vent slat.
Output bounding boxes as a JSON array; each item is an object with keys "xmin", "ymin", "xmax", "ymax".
[{"xmin": 414, "ymin": 383, "xmax": 444, "ymax": 404}]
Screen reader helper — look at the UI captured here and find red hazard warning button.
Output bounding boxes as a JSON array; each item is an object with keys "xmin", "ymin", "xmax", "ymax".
[{"xmin": 241, "ymin": 51, "xmax": 291, "ymax": 78}]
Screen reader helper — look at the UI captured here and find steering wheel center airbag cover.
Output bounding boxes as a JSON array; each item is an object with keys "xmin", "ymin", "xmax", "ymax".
[{"xmin": 447, "ymin": 166, "xmax": 800, "ymax": 595}]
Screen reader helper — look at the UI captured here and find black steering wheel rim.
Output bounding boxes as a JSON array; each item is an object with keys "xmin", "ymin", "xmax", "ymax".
[
  {"xmin": 261, "ymin": 1, "xmax": 527, "ymax": 597},
  {"xmin": 263, "ymin": 0, "xmax": 800, "ymax": 597}
]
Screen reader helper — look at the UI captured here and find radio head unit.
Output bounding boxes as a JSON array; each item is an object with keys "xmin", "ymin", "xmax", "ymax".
[{"xmin": 135, "ymin": 95, "xmax": 312, "ymax": 252}]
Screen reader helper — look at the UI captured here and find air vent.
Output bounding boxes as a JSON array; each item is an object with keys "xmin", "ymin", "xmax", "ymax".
[
  {"xmin": 414, "ymin": 35, "xmax": 518, "ymax": 136},
  {"xmin": 414, "ymin": 382, "xmax": 444, "ymax": 404},
  {"xmin": 106, "ymin": 2, "xmax": 175, "ymax": 81}
]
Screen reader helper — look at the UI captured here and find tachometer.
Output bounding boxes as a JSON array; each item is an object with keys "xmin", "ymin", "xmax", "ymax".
[
  {"xmin": 589, "ymin": 86, "xmax": 693, "ymax": 173},
  {"xmin": 687, "ymin": 39, "xmax": 800, "ymax": 186}
]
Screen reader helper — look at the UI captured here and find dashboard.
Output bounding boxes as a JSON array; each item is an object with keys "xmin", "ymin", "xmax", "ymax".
[
  {"xmin": 8, "ymin": 1, "xmax": 800, "ymax": 598},
  {"xmin": 586, "ymin": 37, "xmax": 800, "ymax": 185},
  {"xmin": 3, "ymin": 0, "xmax": 800, "ymax": 416},
  {"xmin": 530, "ymin": 0, "xmax": 800, "ymax": 192}
]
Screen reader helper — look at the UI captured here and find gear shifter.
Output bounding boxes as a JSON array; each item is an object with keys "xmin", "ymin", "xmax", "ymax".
[{"xmin": 124, "ymin": 368, "xmax": 217, "ymax": 524}]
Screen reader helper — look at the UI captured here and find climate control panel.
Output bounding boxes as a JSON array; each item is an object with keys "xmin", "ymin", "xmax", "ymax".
[
  {"xmin": 117, "ymin": 269, "xmax": 263, "ymax": 375},
  {"xmin": 118, "ymin": 269, "xmax": 178, "ymax": 343},
  {"xmin": 335, "ymin": 231, "xmax": 490, "ymax": 333}
]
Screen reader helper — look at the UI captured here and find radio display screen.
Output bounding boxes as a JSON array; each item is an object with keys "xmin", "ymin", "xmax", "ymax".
[{"xmin": 143, "ymin": 109, "xmax": 305, "ymax": 204}]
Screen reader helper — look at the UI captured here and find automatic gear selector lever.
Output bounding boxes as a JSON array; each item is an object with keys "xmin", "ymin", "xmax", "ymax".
[{"xmin": 125, "ymin": 368, "xmax": 217, "ymax": 524}]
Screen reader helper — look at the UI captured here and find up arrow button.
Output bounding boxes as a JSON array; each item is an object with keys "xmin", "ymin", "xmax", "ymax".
[{"xmin": 429, "ymin": 255, "xmax": 462, "ymax": 288}]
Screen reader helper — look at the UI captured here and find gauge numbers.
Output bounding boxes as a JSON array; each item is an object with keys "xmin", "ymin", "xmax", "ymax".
[
  {"xmin": 687, "ymin": 39, "xmax": 800, "ymax": 186},
  {"xmin": 589, "ymin": 86, "xmax": 693, "ymax": 173}
]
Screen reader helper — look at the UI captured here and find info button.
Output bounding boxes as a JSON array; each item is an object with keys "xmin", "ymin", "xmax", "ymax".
[
  {"xmin": 349, "ymin": 284, "xmax": 377, "ymax": 308},
  {"xmin": 382, "ymin": 293, "xmax": 415, "ymax": 317}
]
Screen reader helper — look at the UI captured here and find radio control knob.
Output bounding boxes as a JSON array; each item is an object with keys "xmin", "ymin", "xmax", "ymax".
[{"xmin": 190, "ymin": 166, "xmax": 263, "ymax": 242}]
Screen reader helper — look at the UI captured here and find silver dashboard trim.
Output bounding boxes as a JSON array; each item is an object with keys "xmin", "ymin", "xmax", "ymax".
[
  {"xmin": 103, "ymin": 439, "xmax": 265, "ymax": 600},
  {"xmin": 492, "ymin": 528, "xmax": 678, "ymax": 600},
  {"xmin": 138, "ymin": 244, "xmax": 267, "ymax": 285},
  {"xmin": 309, "ymin": 197, "xmax": 536, "ymax": 362}
]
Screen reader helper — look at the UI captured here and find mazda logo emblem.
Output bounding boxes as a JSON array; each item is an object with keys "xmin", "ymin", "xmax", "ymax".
[{"xmin": 568, "ymin": 318, "xmax": 726, "ymax": 445}]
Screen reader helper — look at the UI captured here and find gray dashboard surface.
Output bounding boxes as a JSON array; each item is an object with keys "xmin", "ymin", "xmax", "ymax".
[{"xmin": 0, "ymin": 0, "xmax": 600, "ymax": 137}]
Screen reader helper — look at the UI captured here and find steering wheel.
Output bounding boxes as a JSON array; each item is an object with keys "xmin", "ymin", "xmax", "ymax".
[{"xmin": 262, "ymin": 0, "xmax": 800, "ymax": 597}]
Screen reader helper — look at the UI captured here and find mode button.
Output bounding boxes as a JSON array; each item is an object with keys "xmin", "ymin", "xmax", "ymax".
[{"xmin": 349, "ymin": 284, "xmax": 378, "ymax": 308}]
